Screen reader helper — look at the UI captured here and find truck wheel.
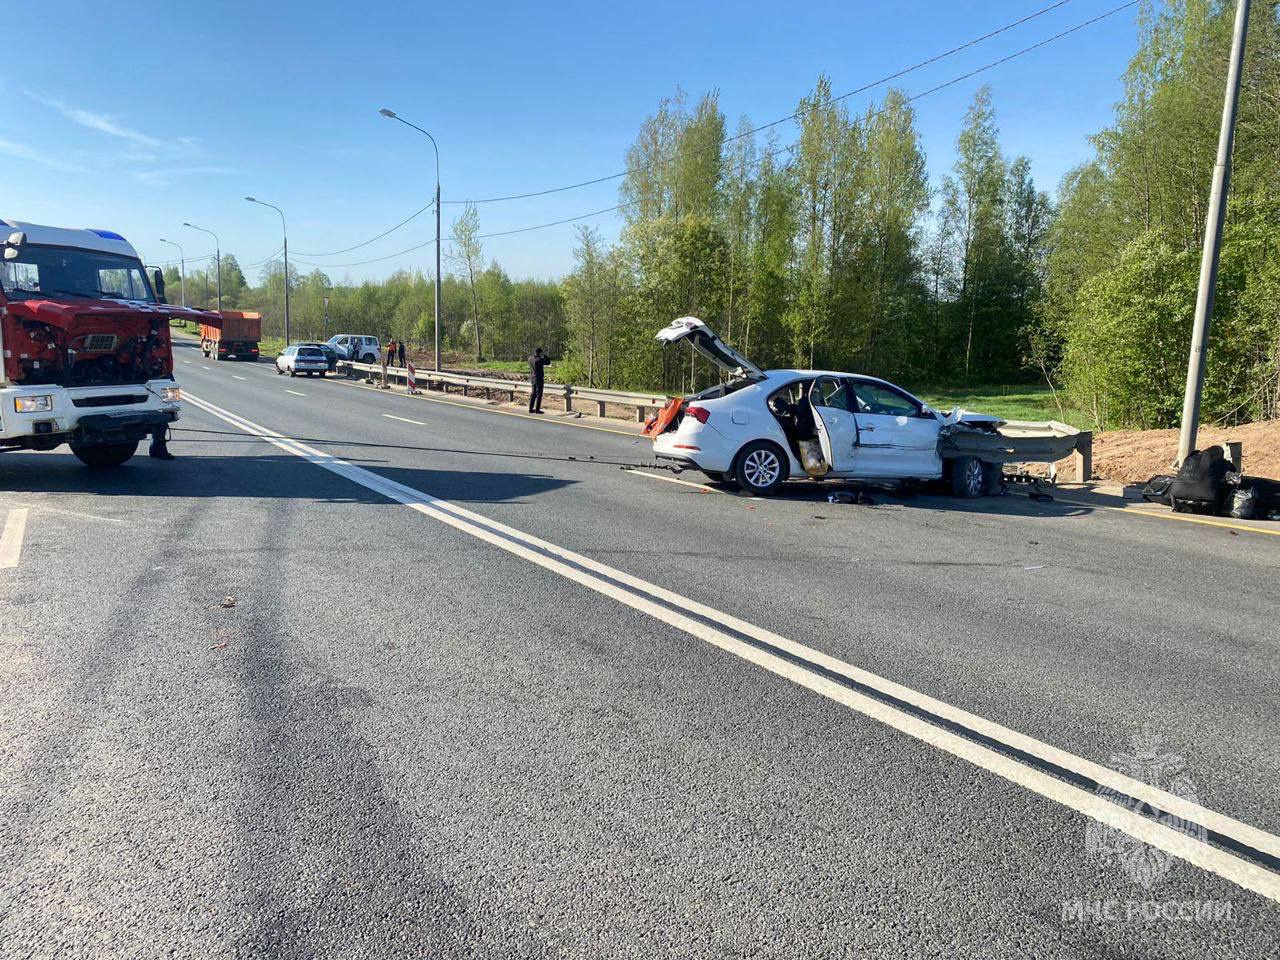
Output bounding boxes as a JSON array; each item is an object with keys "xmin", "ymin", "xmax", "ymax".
[
  {"xmin": 734, "ymin": 440, "xmax": 788, "ymax": 496},
  {"xmin": 71, "ymin": 440, "xmax": 139, "ymax": 468},
  {"xmin": 948, "ymin": 456, "xmax": 986, "ymax": 498}
]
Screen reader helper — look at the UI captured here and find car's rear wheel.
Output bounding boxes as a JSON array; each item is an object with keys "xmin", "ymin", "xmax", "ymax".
[
  {"xmin": 948, "ymin": 456, "xmax": 986, "ymax": 498},
  {"xmin": 71, "ymin": 440, "xmax": 138, "ymax": 468},
  {"xmin": 734, "ymin": 441, "xmax": 787, "ymax": 495}
]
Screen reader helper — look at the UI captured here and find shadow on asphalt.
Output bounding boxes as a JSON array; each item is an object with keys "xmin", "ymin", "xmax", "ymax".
[
  {"xmin": 699, "ymin": 478, "xmax": 1094, "ymax": 520},
  {"xmin": 0, "ymin": 450, "xmax": 576, "ymax": 505}
]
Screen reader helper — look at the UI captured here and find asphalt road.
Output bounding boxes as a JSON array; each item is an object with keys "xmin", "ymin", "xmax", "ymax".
[{"xmin": 1, "ymin": 338, "xmax": 1277, "ymax": 958}]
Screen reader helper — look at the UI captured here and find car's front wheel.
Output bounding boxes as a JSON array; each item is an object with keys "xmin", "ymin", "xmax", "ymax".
[
  {"xmin": 734, "ymin": 441, "xmax": 788, "ymax": 495},
  {"xmin": 948, "ymin": 456, "xmax": 987, "ymax": 498},
  {"xmin": 70, "ymin": 440, "xmax": 138, "ymax": 468},
  {"xmin": 361, "ymin": 353, "xmax": 376, "ymax": 364}
]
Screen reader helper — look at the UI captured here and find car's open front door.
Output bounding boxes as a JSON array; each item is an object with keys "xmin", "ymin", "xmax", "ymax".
[
  {"xmin": 807, "ymin": 376, "xmax": 859, "ymax": 474},
  {"xmin": 655, "ymin": 317, "xmax": 765, "ymax": 381}
]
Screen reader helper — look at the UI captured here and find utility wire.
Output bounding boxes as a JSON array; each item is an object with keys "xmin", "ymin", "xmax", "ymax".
[
  {"xmin": 448, "ymin": 0, "xmax": 1143, "ymax": 245},
  {"xmin": 292, "ymin": 200, "xmax": 436, "ymax": 257},
  {"xmin": 278, "ymin": 0, "xmax": 1137, "ymax": 267},
  {"xmin": 442, "ymin": 0, "xmax": 1078, "ymax": 205}
]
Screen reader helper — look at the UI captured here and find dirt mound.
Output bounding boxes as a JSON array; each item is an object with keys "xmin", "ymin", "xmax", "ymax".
[{"xmin": 1084, "ymin": 420, "xmax": 1280, "ymax": 484}]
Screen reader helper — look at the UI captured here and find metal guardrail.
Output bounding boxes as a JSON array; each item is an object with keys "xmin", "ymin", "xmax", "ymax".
[{"xmin": 340, "ymin": 361, "xmax": 670, "ymax": 422}]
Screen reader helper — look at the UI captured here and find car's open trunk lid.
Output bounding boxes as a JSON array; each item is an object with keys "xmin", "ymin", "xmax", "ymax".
[{"xmin": 656, "ymin": 317, "xmax": 765, "ymax": 381}]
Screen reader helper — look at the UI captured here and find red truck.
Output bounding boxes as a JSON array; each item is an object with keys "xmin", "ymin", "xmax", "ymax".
[
  {"xmin": 199, "ymin": 310, "xmax": 261, "ymax": 361},
  {"xmin": 0, "ymin": 219, "xmax": 190, "ymax": 467}
]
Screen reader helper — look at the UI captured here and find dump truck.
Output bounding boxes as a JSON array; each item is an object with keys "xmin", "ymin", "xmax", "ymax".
[
  {"xmin": 199, "ymin": 310, "xmax": 261, "ymax": 361},
  {"xmin": 0, "ymin": 220, "xmax": 188, "ymax": 467}
]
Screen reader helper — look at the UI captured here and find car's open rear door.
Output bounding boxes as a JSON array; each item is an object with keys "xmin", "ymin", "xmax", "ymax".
[{"xmin": 655, "ymin": 317, "xmax": 765, "ymax": 381}]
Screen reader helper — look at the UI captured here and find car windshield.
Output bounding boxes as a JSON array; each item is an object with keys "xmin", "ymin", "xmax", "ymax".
[{"xmin": 0, "ymin": 244, "xmax": 156, "ymax": 303}]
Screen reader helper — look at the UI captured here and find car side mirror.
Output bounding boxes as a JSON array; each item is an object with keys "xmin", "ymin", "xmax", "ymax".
[
  {"xmin": 152, "ymin": 268, "xmax": 167, "ymax": 302},
  {"xmin": 3, "ymin": 231, "xmax": 26, "ymax": 261}
]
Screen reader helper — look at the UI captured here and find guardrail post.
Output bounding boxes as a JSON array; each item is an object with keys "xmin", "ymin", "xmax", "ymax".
[
  {"xmin": 563, "ymin": 385, "xmax": 573, "ymax": 413},
  {"xmin": 1073, "ymin": 432, "xmax": 1093, "ymax": 482},
  {"xmin": 1223, "ymin": 440, "xmax": 1243, "ymax": 472},
  {"xmin": 596, "ymin": 400, "xmax": 607, "ymax": 418},
  {"xmin": 636, "ymin": 406, "xmax": 648, "ymax": 423}
]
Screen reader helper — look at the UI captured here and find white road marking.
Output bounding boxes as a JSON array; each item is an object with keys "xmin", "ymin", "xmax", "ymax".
[
  {"xmin": 181, "ymin": 360, "xmax": 192, "ymax": 365},
  {"xmin": 284, "ymin": 389, "xmax": 306, "ymax": 397},
  {"xmin": 382, "ymin": 414, "xmax": 426, "ymax": 426},
  {"xmin": 624, "ymin": 469, "xmax": 719, "ymax": 493},
  {"xmin": 0, "ymin": 508, "xmax": 30, "ymax": 569},
  {"xmin": 232, "ymin": 375, "xmax": 247, "ymax": 381},
  {"xmin": 202, "ymin": 366, "xmax": 211, "ymax": 371},
  {"xmin": 0, "ymin": 502, "xmax": 123, "ymax": 524},
  {"xmin": 182, "ymin": 389, "xmax": 1280, "ymax": 903}
]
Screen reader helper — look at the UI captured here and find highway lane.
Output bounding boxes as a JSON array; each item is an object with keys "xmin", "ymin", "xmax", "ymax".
[{"xmin": 0, "ymin": 341, "xmax": 1275, "ymax": 958}]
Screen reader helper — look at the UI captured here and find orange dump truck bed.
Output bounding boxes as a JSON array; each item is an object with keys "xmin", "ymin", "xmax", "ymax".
[
  {"xmin": 198, "ymin": 311, "xmax": 262, "ymax": 344},
  {"xmin": 199, "ymin": 311, "xmax": 262, "ymax": 360}
]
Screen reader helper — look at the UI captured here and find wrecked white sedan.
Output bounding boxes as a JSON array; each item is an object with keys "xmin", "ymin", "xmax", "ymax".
[{"xmin": 645, "ymin": 317, "xmax": 1081, "ymax": 497}]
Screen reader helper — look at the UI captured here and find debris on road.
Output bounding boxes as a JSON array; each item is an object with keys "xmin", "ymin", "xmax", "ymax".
[
  {"xmin": 827, "ymin": 490, "xmax": 875, "ymax": 505},
  {"xmin": 215, "ymin": 595, "xmax": 237, "ymax": 609}
]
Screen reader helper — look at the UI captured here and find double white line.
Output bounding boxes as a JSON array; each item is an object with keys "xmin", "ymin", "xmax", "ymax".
[{"xmin": 183, "ymin": 390, "xmax": 1280, "ymax": 903}]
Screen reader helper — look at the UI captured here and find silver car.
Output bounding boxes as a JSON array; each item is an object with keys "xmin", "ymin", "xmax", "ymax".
[{"xmin": 276, "ymin": 344, "xmax": 330, "ymax": 377}]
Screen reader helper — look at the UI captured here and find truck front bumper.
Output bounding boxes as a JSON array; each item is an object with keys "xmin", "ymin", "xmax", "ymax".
[{"xmin": 0, "ymin": 382, "xmax": 182, "ymax": 450}]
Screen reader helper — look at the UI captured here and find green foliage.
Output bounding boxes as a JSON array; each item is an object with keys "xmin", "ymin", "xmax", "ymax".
[{"xmin": 1037, "ymin": 0, "xmax": 1280, "ymax": 428}]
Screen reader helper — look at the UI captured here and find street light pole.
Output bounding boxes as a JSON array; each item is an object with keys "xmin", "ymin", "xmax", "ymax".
[
  {"xmin": 158, "ymin": 238, "xmax": 186, "ymax": 307},
  {"xmin": 1177, "ymin": 0, "xmax": 1252, "ymax": 464},
  {"xmin": 380, "ymin": 107, "xmax": 442, "ymax": 372},
  {"xmin": 246, "ymin": 197, "xmax": 290, "ymax": 345},
  {"xmin": 184, "ymin": 221, "xmax": 222, "ymax": 311}
]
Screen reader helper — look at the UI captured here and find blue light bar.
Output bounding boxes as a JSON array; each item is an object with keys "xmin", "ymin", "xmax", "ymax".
[{"xmin": 89, "ymin": 229, "xmax": 127, "ymax": 241}]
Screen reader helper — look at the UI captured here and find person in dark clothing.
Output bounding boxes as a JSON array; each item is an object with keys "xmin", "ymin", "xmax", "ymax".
[
  {"xmin": 397, "ymin": 341, "xmax": 406, "ymax": 368},
  {"xmin": 149, "ymin": 424, "xmax": 175, "ymax": 460},
  {"xmin": 528, "ymin": 347, "xmax": 551, "ymax": 413}
]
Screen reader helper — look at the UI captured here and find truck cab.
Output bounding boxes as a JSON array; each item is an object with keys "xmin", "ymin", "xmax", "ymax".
[{"xmin": 0, "ymin": 220, "xmax": 188, "ymax": 467}]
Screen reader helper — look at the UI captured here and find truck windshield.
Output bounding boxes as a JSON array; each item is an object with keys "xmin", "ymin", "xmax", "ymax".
[{"xmin": 1, "ymin": 245, "xmax": 156, "ymax": 303}]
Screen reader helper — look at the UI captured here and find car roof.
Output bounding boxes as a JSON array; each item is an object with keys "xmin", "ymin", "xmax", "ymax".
[{"xmin": 761, "ymin": 369, "xmax": 925, "ymax": 401}]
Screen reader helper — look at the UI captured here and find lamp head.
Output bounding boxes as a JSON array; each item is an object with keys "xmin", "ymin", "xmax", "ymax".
[
  {"xmin": 379, "ymin": 108, "xmax": 397, "ymax": 118},
  {"xmin": 245, "ymin": 196, "xmax": 256, "ymax": 203}
]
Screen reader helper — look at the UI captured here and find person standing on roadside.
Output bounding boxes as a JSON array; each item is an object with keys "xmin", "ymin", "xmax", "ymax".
[
  {"xmin": 397, "ymin": 340, "xmax": 406, "ymax": 368},
  {"xmin": 528, "ymin": 346, "xmax": 551, "ymax": 414},
  {"xmin": 386, "ymin": 338, "xmax": 398, "ymax": 367}
]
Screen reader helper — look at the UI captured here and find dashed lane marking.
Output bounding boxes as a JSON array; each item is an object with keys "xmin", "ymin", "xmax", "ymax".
[
  {"xmin": 284, "ymin": 389, "xmax": 306, "ymax": 397},
  {"xmin": 232, "ymin": 375, "xmax": 247, "ymax": 381},
  {"xmin": 0, "ymin": 508, "xmax": 30, "ymax": 569},
  {"xmin": 181, "ymin": 390, "xmax": 1280, "ymax": 904},
  {"xmin": 382, "ymin": 414, "xmax": 427, "ymax": 426}
]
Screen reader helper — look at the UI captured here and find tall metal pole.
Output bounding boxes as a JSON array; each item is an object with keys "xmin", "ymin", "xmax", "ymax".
[
  {"xmin": 184, "ymin": 222, "xmax": 222, "ymax": 311},
  {"xmin": 246, "ymin": 197, "xmax": 290, "ymax": 344},
  {"xmin": 159, "ymin": 238, "xmax": 186, "ymax": 307},
  {"xmin": 1177, "ymin": 0, "xmax": 1252, "ymax": 463},
  {"xmin": 380, "ymin": 108, "xmax": 442, "ymax": 372}
]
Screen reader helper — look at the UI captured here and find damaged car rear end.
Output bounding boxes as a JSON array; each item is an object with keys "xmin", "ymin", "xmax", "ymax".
[
  {"xmin": 648, "ymin": 316, "xmax": 1082, "ymax": 496},
  {"xmin": 0, "ymin": 221, "xmax": 187, "ymax": 467}
]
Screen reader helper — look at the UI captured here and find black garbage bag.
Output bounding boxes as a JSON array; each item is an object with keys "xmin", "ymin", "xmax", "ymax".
[
  {"xmin": 1227, "ymin": 486, "xmax": 1259, "ymax": 520},
  {"xmin": 1236, "ymin": 475, "xmax": 1280, "ymax": 520},
  {"xmin": 1141, "ymin": 474, "xmax": 1176, "ymax": 506},
  {"xmin": 1170, "ymin": 448, "xmax": 1230, "ymax": 514}
]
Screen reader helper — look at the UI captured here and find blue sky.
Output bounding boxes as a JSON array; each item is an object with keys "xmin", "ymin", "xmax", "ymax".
[{"xmin": 1, "ymin": 0, "xmax": 1139, "ymax": 282}]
